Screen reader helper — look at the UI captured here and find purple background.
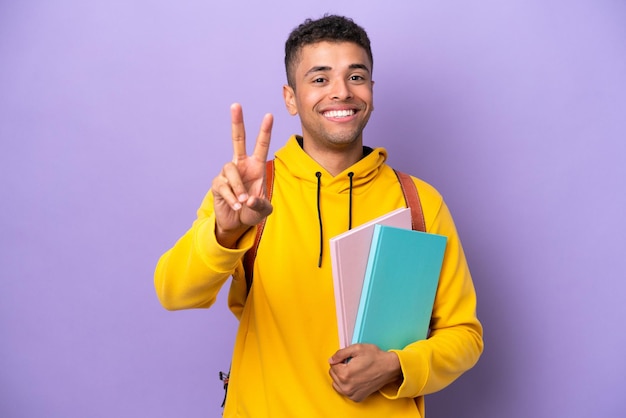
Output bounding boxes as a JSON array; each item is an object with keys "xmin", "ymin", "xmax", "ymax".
[{"xmin": 1, "ymin": 1, "xmax": 625, "ymax": 417}]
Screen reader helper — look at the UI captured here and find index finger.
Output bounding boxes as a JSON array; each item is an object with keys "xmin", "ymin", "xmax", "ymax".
[
  {"xmin": 231, "ymin": 103, "xmax": 247, "ymax": 162},
  {"xmin": 251, "ymin": 113, "xmax": 274, "ymax": 163}
]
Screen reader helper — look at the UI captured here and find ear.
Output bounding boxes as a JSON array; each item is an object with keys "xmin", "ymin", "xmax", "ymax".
[{"xmin": 283, "ymin": 85, "xmax": 298, "ymax": 116}]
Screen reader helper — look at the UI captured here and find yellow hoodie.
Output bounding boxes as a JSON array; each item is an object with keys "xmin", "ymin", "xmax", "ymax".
[{"xmin": 155, "ymin": 136, "xmax": 483, "ymax": 417}]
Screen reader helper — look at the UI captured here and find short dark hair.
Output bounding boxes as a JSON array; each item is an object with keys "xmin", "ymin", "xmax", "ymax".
[{"xmin": 284, "ymin": 15, "xmax": 373, "ymax": 89}]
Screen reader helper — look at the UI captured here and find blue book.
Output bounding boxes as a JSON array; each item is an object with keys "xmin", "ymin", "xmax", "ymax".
[{"xmin": 351, "ymin": 224, "xmax": 447, "ymax": 351}]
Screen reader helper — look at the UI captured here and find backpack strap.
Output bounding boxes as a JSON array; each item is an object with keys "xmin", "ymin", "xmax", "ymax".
[
  {"xmin": 242, "ymin": 160, "xmax": 275, "ymax": 293},
  {"xmin": 393, "ymin": 169, "xmax": 426, "ymax": 232}
]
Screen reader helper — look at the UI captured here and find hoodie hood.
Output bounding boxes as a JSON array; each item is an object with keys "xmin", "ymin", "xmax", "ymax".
[{"xmin": 274, "ymin": 135, "xmax": 388, "ymax": 194}]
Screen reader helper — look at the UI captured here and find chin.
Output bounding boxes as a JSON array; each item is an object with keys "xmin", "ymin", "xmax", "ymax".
[{"xmin": 328, "ymin": 132, "xmax": 361, "ymax": 145}]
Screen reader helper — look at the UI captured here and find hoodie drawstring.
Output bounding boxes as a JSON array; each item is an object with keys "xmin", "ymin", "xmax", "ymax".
[
  {"xmin": 347, "ymin": 172, "xmax": 354, "ymax": 230},
  {"xmin": 315, "ymin": 172, "xmax": 323, "ymax": 268},
  {"xmin": 315, "ymin": 171, "xmax": 355, "ymax": 268}
]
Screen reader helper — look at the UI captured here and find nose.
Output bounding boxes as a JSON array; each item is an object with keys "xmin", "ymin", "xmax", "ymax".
[{"xmin": 330, "ymin": 79, "xmax": 353, "ymax": 101}]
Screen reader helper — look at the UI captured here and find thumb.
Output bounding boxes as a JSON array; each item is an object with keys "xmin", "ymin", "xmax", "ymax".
[
  {"xmin": 245, "ymin": 196, "xmax": 273, "ymax": 218},
  {"xmin": 329, "ymin": 346, "xmax": 357, "ymax": 365}
]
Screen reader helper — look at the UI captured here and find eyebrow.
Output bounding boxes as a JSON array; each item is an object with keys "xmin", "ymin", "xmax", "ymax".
[
  {"xmin": 349, "ymin": 63, "xmax": 371, "ymax": 73},
  {"xmin": 304, "ymin": 63, "xmax": 371, "ymax": 77}
]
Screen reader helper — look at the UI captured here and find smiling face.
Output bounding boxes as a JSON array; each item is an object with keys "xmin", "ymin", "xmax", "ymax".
[{"xmin": 283, "ymin": 41, "xmax": 374, "ymax": 153}]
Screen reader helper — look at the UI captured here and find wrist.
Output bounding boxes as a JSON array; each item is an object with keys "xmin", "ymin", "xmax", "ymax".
[
  {"xmin": 215, "ymin": 224, "xmax": 250, "ymax": 249},
  {"xmin": 383, "ymin": 351, "xmax": 403, "ymax": 385}
]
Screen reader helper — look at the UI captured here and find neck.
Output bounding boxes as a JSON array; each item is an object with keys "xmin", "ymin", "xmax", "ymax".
[{"xmin": 300, "ymin": 138, "xmax": 364, "ymax": 176}]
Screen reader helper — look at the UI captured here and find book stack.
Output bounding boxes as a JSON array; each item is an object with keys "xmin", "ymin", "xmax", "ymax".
[{"xmin": 330, "ymin": 208, "xmax": 447, "ymax": 351}]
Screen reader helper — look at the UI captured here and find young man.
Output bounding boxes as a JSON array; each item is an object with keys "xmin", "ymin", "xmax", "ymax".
[{"xmin": 155, "ymin": 15, "xmax": 483, "ymax": 417}]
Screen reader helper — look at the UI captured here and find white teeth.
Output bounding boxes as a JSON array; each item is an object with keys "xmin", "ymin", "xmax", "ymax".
[{"xmin": 324, "ymin": 109, "xmax": 355, "ymax": 118}]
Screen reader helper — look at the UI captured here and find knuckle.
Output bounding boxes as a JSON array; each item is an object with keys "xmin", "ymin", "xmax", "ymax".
[{"xmin": 211, "ymin": 177, "xmax": 222, "ymax": 190}]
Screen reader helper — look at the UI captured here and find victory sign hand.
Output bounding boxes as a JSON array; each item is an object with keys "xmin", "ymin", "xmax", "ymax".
[{"xmin": 212, "ymin": 103, "xmax": 274, "ymax": 248}]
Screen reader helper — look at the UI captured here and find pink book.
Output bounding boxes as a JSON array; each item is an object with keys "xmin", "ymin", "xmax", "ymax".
[{"xmin": 329, "ymin": 208, "xmax": 412, "ymax": 348}]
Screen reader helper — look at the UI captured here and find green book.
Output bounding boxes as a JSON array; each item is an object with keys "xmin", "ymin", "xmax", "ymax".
[{"xmin": 351, "ymin": 224, "xmax": 447, "ymax": 351}]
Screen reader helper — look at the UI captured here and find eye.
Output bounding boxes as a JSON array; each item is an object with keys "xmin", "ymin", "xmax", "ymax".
[
  {"xmin": 350, "ymin": 74, "xmax": 366, "ymax": 82},
  {"xmin": 313, "ymin": 77, "xmax": 326, "ymax": 84}
]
